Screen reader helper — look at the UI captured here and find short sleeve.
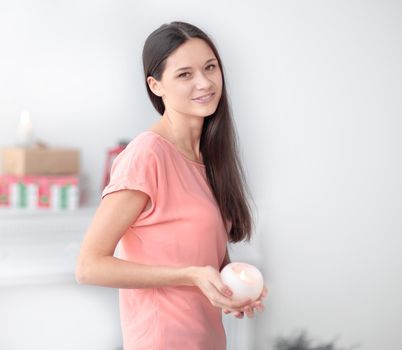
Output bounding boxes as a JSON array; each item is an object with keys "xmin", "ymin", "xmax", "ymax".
[{"xmin": 101, "ymin": 141, "xmax": 158, "ymax": 210}]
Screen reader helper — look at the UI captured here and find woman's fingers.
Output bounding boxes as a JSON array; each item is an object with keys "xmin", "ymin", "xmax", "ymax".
[
  {"xmin": 222, "ymin": 284, "xmax": 269, "ymax": 318},
  {"xmin": 244, "ymin": 305, "xmax": 255, "ymax": 318},
  {"xmin": 223, "ymin": 309, "xmax": 244, "ymax": 318},
  {"xmin": 196, "ymin": 266, "xmax": 237, "ymax": 309},
  {"xmin": 212, "ymin": 291, "xmax": 251, "ymax": 311},
  {"xmin": 195, "ymin": 266, "xmax": 264, "ymax": 313},
  {"xmin": 238, "ymin": 298, "xmax": 266, "ymax": 318},
  {"xmin": 205, "ymin": 266, "xmax": 233, "ymax": 297},
  {"xmin": 234, "ymin": 311, "xmax": 244, "ymax": 318},
  {"xmin": 256, "ymin": 303, "xmax": 265, "ymax": 312},
  {"xmin": 250, "ymin": 300, "xmax": 264, "ymax": 311},
  {"xmin": 238, "ymin": 285, "xmax": 268, "ymax": 316},
  {"xmin": 199, "ymin": 278, "xmax": 249, "ymax": 311},
  {"xmin": 205, "ymin": 270, "xmax": 251, "ymax": 310},
  {"xmin": 223, "ymin": 301, "xmax": 265, "ymax": 319}
]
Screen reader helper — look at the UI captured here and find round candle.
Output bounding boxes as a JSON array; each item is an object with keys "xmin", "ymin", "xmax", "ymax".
[{"xmin": 220, "ymin": 262, "xmax": 264, "ymax": 301}]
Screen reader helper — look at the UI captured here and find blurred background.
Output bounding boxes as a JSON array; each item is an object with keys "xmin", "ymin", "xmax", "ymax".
[{"xmin": 0, "ymin": 0, "xmax": 401, "ymax": 349}]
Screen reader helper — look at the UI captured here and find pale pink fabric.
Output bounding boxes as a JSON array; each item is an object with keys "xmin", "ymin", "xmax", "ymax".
[{"xmin": 102, "ymin": 131, "xmax": 229, "ymax": 350}]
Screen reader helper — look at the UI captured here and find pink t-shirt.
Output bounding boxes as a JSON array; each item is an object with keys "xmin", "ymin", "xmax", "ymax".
[{"xmin": 101, "ymin": 130, "xmax": 229, "ymax": 350}]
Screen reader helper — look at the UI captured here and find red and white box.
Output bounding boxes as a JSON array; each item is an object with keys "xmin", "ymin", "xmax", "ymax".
[{"xmin": 0, "ymin": 175, "xmax": 79, "ymax": 210}]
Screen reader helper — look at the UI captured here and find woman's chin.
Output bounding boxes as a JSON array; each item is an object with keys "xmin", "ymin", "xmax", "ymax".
[{"xmin": 191, "ymin": 104, "xmax": 219, "ymax": 117}]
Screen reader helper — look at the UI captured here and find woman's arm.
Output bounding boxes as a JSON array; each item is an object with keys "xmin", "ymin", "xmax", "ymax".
[
  {"xmin": 75, "ymin": 189, "xmax": 250, "ymax": 311},
  {"xmin": 76, "ymin": 189, "xmax": 194, "ymax": 288}
]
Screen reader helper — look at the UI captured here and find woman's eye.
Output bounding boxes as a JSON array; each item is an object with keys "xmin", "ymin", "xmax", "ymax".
[
  {"xmin": 178, "ymin": 65, "xmax": 216, "ymax": 78},
  {"xmin": 178, "ymin": 72, "xmax": 190, "ymax": 78}
]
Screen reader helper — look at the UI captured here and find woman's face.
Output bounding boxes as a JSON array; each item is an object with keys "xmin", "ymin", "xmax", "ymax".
[{"xmin": 147, "ymin": 38, "xmax": 223, "ymax": 118}]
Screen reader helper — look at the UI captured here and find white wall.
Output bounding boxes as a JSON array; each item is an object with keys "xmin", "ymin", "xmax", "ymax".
[
  {"xmin": 251, "ymin": 2, "xmax": 402, "ymax": 349},
  {"xmin": 1, "ymin": 1, "xmax": 401, "ymax": 349},
  {"xmin": 0, "ymin": 283, "xmax": 122, "ymax": 350}
]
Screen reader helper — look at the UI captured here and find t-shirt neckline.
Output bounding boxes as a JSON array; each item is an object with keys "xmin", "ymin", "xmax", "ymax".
[{"xmin": 145, "ymin": 130, "xmax": 206, "ymax": 167}]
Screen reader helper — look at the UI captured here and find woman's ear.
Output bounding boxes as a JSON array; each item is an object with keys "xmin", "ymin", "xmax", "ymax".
[{"xmin": 147, "ymin": 76, "xmax": 163, "ymax": 97}]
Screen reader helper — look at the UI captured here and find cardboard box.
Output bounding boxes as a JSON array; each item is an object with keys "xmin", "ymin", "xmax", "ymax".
[
  {"xmin": 0, "ymin": 175, "xmax": 79, "ymax": 210},
  {"xmin": 1, "ymin": 147, "xmax": 80, "ymax": 176}
]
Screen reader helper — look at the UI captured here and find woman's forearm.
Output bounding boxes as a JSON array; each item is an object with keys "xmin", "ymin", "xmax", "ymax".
[
  {"xmin": 76, "ymin": 252, "xmax": 254, "ymax": 312},
  {"xmin": 76, "ymin": 255, "xmax": 197, "ymax": 289}
]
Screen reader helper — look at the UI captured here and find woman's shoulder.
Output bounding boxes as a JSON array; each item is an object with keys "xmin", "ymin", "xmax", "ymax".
[{"xmin": 125, "ymin": 130, "xmax": 167, "ymax": 157}]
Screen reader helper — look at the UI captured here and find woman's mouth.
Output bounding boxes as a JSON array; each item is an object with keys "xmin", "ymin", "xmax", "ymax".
[{"xmin": 192, "ymin": 93, "xmax": 215, "ymax": 104}]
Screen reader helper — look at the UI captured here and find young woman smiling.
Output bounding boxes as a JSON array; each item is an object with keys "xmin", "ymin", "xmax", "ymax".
[{"xmin": 76, "ymin": 21, "xmax": 267, "ymax": 350}]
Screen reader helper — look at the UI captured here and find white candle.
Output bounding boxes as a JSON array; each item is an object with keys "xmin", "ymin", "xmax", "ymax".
[
  {"xmin": 220, "ymin": 262, "xmax": 264, "ymax": 301},
  {"xmin": 17, "ymin": 110, "xmax": 34, "ymax": 146}
]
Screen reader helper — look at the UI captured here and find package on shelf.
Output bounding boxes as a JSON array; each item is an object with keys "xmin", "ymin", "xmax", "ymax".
[
  {"xmin": 0, "ymin": 175, "xmax": 79, "ymax": 210},
  {"xmin": 1, "ymin": 147, "xmax": 80, "ymax": 176}
]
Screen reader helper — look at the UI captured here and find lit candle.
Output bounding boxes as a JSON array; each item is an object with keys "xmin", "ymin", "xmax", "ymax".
[
  {"xmin": 220, "ymin": 262, "xmax": 264, "ymax": 301},
  {"xmin": 17, "ymin": 110, "xmax": 34, "ymax": 146}
]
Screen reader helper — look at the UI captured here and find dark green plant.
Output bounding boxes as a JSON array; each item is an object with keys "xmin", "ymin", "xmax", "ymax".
[{"xmin": 274, "ymin": 330, "xmax": 361, "ymax": 350}]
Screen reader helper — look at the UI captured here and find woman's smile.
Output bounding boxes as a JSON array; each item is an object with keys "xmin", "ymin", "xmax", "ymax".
[{"xmin": 192, "ymin": 92, "xmax": 215, "ymax": 104}]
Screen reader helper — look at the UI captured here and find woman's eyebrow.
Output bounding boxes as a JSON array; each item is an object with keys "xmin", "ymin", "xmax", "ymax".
[{"xmin": 174, "ymin": 58, "xmax": 217, "ymax": 73}]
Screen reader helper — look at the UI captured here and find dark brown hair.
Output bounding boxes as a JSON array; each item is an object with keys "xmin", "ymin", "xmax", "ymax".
[{"xmin": 142, "ymin": 21, "xmax": 254, "ymax": 242}]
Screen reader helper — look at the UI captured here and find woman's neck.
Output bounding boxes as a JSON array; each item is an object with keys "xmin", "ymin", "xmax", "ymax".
[{"xmin": 150, "ymin": 111, "xmax": 204, "ymax": 162}]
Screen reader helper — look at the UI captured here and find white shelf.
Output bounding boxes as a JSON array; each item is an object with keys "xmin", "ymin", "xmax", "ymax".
[
  {"xmin": 0, "ymin": 205, "xmax": 97, "ymax": 286},
  {"xmin": 0, "ymin": 205, "xmax": 97, "ymax": 218}
]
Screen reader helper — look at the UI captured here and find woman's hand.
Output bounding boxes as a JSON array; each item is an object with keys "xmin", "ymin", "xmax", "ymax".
[
  {"xmin": 223, "ymin": 285, "xmax": 268, "ymax": 319},
  {"xmin": 190, "ymin": 265, "xmax": 252, "ymax": 312}
]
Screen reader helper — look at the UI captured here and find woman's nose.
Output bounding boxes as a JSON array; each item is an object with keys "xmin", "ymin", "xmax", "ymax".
[{"xmin": 194, "ymin": 71, "xmax": 213, "ymax": 89}]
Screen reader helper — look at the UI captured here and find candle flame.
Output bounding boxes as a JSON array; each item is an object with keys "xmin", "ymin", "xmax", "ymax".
[
  {"xmin": 17, "ymin": 110, "xmax": 34, "ymax": 146},
  {"xmin": 20, "ymin": 110, "xmax": 31, "ymax": 124},
  {"xmin": 238, "ymin": 269, "xmax": 254, "ymax": 283}
]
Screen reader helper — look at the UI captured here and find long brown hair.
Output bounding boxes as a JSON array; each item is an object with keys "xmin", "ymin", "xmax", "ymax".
[{"xmin": 142, "ymin": 21, "xmax": 254, "ymax": 242}]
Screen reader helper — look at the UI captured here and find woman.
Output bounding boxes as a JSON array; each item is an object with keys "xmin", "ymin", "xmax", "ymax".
[{"xmin": 76, "ymin": 21, "xmax": 267, "ymax": 349}]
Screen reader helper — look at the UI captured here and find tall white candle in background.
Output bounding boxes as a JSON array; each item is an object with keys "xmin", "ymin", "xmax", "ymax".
[
  {"xmin": 220, "ymin": 262, "xmax": 264, "ymax": 301},
  {"xmin": 17, "ymin": 110, "xmax": 34, "ymax": 146}
]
